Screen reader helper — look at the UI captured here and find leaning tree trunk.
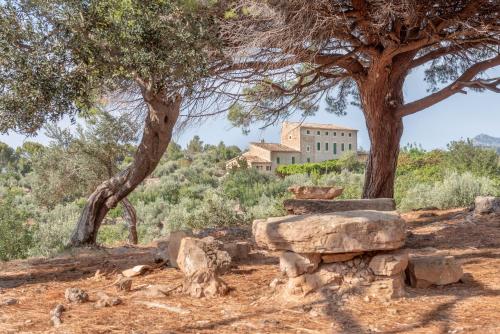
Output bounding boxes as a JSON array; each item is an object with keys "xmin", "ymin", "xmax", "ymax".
[
  {"xmin": 70, "ymin": 92, "xmax": 182, "ymax": 246},
  {"xmin": 121, "ymin": 198, "xmax": 138, "ymax": 244},
  {"xmin": 360, "ymin": 72, "xmax": 405, "ymax": 199}
]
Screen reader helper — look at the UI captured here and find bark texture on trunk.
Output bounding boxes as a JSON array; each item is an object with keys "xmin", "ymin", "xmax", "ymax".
[
  {"xmin": 359, "ymin": 64, "xmax": 405, "ymax": 199},
  {"xmin": 121, "ymin": 198, "xmax": 138, "ymax": 244},
  {"xmin": 70, "ymin": 93, "xmax": 181, "ymax": 246}
]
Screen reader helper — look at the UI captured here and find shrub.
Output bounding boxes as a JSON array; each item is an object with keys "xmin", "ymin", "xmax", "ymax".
[
  {"xmin": 0, "ymin": 193, "xmax": 34, "ymax": 261},
  {"xmin": 317, "ymin": 170, "xmax": 364, "ymax": 199},
  {"xmin": 28, "ymin": 203, "xmax": 80, "ymax": 257},
  {"xmin": 399, "ymin": 171, "xmax": 498, "ymax": 211}
]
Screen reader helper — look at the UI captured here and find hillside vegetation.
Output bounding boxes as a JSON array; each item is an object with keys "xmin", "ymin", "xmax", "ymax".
[{"xmin": 1, "ymin": 134, "xmax": 499, "ymax": 261}]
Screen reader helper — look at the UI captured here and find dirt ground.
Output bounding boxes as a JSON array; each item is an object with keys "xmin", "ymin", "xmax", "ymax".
[{"xmin": 0, "ymin": 208, "xmax": 499, "ymax": 334}]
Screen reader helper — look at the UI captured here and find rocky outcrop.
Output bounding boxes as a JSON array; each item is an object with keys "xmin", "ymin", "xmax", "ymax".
[
  {"xmin": 283, "ymin": 198, "xmax": 396, "ymax": 215},
  {"xmin": 253, "ymin": 210, "xmax": 405, "ymax": 253},
  {"xmin": 167, "ymin": 230, "xmax": 194, "ymax": 268},
  {"xmin": 177, "ymin": 237, "xmax": 231, "ymax": 298},
  {"xmin": 177, "ymin": 237, "xmax": 231, "ymax": 276},
  {"xmin": 474, "ymin": 196, "xmax": 500, "ymax": 215},
  {"xmin": 288, "ymin": 186, "xmax": 343, "ymax": 200},
  {"xmin": 321, "ymin": 252, "xmax": 363, "ymax": 263},
  {"xmin": 407, "ymin": 255, "xmax": 463, "ymax": 288}
]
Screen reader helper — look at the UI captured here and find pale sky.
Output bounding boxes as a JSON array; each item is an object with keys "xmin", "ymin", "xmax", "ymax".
[{"xmin": 2, "ymin": 68, "xmax": 499, "ymax": 151}]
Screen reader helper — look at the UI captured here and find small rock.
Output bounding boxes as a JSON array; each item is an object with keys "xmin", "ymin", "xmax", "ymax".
[
  {"xmin": 279, "ymin": 252, "xmax": 321, "ymax": 278},
  {"xmin": 369, "ymin": 249, "xmax": 409, "ymax": 276},
  {"xmin": 167, "ymin": 230, "xmax": 193, "ymax": 268},
  {"xmin": 183, "ymin": 269, "xmax": 229, "ymax": 298},
  {"xmin": 269, "ymin": 278, "xmax": 285, "ymax": 290},
  {"xmin": 321, "ymin": 252, "xmax": 363, "ymax": 264},
  {"xmin": 122, "ymin": 265, "xmax": 151, "ymax": 278},
  {"xmin": 222, "ymin": 241, "xmax": 251, "ymax": 261},
  {"xmin": 474, "ymin": 196, "xmax": 500, "ymax": 215},
  {"xmin": 65, "ymin": 288, "xmax": 89, "ymax": 303},
  {"xmin": 114, "ymin": 277, "xmax": 133, "ymax": 292},
  {"xmin": 94, "ymin": 292, "xmax": 122, "ymax": 308},
  {"xmin": 1, "ymin": 298, "xmax": 18, "ymax": 306},
  {"xmin": 407, "ymin": 255, "xmax": 463, "ymax": 288},
  {"xmin": 50, "ymin": 304, "xmax": 65, "ymax": 326}
]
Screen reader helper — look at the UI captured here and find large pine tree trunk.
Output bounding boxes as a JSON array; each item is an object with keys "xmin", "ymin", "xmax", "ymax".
[
  {"xmin": 360, "ymin": 73, "xmax": 404, "ymax": 199},
  {"xmin": 70, "ymin": 93, "xmax": 181, "ymax": 246}
]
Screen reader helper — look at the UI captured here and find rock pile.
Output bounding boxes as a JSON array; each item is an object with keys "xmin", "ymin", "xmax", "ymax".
[
  {"xmin": 254, "ymin": 192, "xmax": 464, "ymax": 305},
  {"xmin": 254, "ymin": 210, "xmax": 409, "ymax": 301}
]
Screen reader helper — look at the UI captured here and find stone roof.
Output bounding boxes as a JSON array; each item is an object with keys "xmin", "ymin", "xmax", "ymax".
[
  {"xmin": 250, "ymin": 142, "xmax": 300, "ymax": 152},
  {"xmin": 284, "ymin": 121, "xmax": 357, "ymax": 131}
]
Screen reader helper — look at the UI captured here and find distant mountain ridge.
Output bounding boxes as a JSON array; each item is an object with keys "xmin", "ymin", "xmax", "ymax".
[{"xmin": 473, "ymin": 134, "xmax": 500, "ymax": 153}]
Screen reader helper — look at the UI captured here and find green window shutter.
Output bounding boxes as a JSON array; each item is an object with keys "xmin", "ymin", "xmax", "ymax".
[
  {"xmin": 341, "ymin": 143, "xmax": 345, "ymax": 151},
  {"xmin": 277, "ymin": 157, "xmax": 280, "ymax": 164},
  {"xmin": 317, "ymin": 142, "xmax": 320, "ymax": 151},
  {"xmin": 291, "ymin": 156, "xmax": 295, "ymax": 164},
  {"xmin": 325, "ymin": 142, "xmax": 329, "ymax": 151},
  {"xmin": 307, "ymin": 158, "xmax": 310, "ymax": 163},
  {"xmin": 349, "ymin": 143, "xmax": 352, "ymax": 150},
  {"xmin": 333, "ymin": 143, "xmax": 337, "ymax": 154}
]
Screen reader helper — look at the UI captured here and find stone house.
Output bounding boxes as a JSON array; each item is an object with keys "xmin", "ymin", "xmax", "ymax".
[{"xmin": 226, "ymin": 122, "xmax": 358, "ymax": 172}]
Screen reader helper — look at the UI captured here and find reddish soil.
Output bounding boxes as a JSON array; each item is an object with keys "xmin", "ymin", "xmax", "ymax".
[{"xmin": 0, "ymin": 208, "xmax": 499, "ymax": 334}]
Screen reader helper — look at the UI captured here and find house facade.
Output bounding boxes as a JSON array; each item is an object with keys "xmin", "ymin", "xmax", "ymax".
[{"xmin": 226, "ymin": 122, "xmax": 358, "ymax": 172}]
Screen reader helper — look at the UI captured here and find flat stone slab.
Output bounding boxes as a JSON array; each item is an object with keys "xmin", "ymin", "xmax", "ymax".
[
  {"xmin": 288, "ymin": 186, "xmax": 343, "ymax": 200},
  {"xmin": 253, "ymin": 210, "xmax": 405, "ymax": 253},
  {"xmin": 284, "ymin": 198, "xmax": 396, "ymax": 215}
]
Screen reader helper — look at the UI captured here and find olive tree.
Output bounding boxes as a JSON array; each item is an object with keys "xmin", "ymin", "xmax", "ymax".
[
  {"xmin": 0, "ymin": 0, "xmax": 222, "ymax": 245},
  {"xmin": 222, "ymin": 0, "xmax": 499, "ymax": 198}
]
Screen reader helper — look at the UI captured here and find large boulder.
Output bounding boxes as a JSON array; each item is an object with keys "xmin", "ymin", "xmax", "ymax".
[
  {"xmin": 288, "ymin": 186, "xmax": 343, "ymax": 200},
  {"xmin": 167, "ymin": 230, "xmax": 193, "ymax": 268},
  {"xmin": 474, "ymin": 196, "xmax": 500, "ymax": 215},
  {"xmin": 253, "ymin": 210, "xmax": 405, "ymax": 253},
  {"xmin": 177, "ymin": 237, "xmax": 231, "ymax": 276},
  {"xmin": 407, "ymin": 255, "xmax": 463, "ymax": 288},
  {"xmin": 284, "ymin": 198, "xmax": 396, "ymax": 215}
]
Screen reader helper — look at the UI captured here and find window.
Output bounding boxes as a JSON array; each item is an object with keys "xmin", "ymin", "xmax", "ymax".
[
  {"xmin": 348, "ymin": 133, "xmax": 352, "ymax": 137},
  {"xmin": 289, "ymin": 135, "xmax": 292, "ymax": 139},
  {"xmin": 306, "ymin": 130, "xmax": 310, "ymax": 135},
  {"xmin": 333, "ymin": 132, "xmax": 337, "ymax": 136},
  {"xmin": 316, "ymin": 130, "xmax": 321, "ymax": 135},
  {"xmin": 266, "ymin": 166, "xmax": 271, "ymax": 171},
  {"xmin": 276, "ymin": 157, "xmax": 280, "ymax": 164},
  {"xmin": 349, "ymin": 143, "xmax": 352, "ymax": 150},
  {"xmin": 306, "ymin": 145, "xmax": 310, "ymax": 152},
  {"xmin": 341, "ymin": 143, "xmax": 345, "ymax": 151},
  {"xmin": 317, "ymin": 142, "xmax": 321, "ymax": 151},
  {"xmin": 325, "ymin": 142, "xmax": 329, "ymax": 151},
  {"xmin": 307, "ymin": 158, "xmax": 310, "ymax": 163},
  {"xmin": 325, "ymin": 131, "xmax": 329, "ymax": 135},
  {"xmin": 333, "ymin": 143, "xmax": 337, "ymax": 155},
  {"xmin": 341, "ymin": 132, "xmax": 345, "ymax": 136},
  {"xmin": 291, "ymin": 156, "xmax": 295, "ymax": 164}
]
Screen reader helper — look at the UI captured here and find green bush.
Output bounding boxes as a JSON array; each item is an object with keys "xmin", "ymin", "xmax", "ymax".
[
  {"xmin": 399, "ymin": 171, "xmax": 498, "ymax": 211},
  {"xmin": 0, "ymin": 193, "xmax": 34, "ymax": 261}
]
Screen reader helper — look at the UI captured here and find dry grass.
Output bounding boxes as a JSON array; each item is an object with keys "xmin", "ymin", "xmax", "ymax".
[{"xmin": 0, "ymin": 209, "xmax": 499, "ymax": 334}]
